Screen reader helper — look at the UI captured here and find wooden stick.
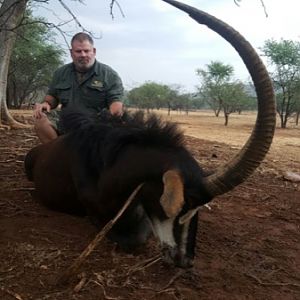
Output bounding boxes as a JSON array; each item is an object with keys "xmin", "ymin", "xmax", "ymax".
[
  {"xmin": 57, "ymin": 183, "xmax": 144, "ymax": 285},
  {"xmin": 245, "ymin": 272, "xmax": 300, "ymax": 288},
  {"xmin": 156, "ymin": 269, "xmax": 185, "ymax": 293},
  {"xmin": 127, "ymin": 254, "xmax": 161, "ymax": 275},
  {"xmin": 0, "ymin": 287, "xmax": 24, "ymax": 300}
]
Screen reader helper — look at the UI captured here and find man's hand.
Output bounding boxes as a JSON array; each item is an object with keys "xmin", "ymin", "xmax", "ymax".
[
  {"xmin": 33, "ymin": 102, "xmax": 51, "ymax": 119},
  {"xmin": 109, "ymin": 101, "xmax": 123, "ymax": 116}
]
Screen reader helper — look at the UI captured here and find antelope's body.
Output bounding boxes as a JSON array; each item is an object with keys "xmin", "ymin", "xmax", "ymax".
[{"xmin": 25, "ymin": 0, "xmax": 276, "ymax": 268}]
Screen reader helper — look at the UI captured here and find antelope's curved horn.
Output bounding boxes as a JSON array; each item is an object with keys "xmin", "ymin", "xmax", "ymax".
[
  {"xmin": 162, "ymin": 0, "xmax": 276, "ymax": 197},
  {"xmin": 179, "ymin": 207, "xmax": 201, "ymax": 224}
]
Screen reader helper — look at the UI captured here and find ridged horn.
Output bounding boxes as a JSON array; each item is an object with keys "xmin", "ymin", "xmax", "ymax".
[{"xmin": 162, "ymin": 0, "xmax": 276, "ymax": 197}]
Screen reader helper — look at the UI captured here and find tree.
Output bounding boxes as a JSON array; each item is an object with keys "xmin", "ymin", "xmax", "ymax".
[
  {"xmin": 261, "ymin": 39, "xmax": 300, "ymax": 128},
  {"xmin": 294, "ymin": 103, "xmax": 300, "ymax": 126},
  {"xmin": 220, "ymin": 81, "xmax": 251, "ymax": 125},
  {"xmin": 291, "ymin": 82, "xmax": 300, "ymax": 126},
  {"xmin": 0, "ymin": 0, "xmax": 93, "ymax": 128},
  {"xmin": 196, "ymin": 61, "xmax": 234, "ymax": 117},
  {"xmin": 196, "ymin": 61, "xmax": 249, "ymax": 125},
  {"xmin": 7, "ymin": 11, "xmax": 64, "ymax": 108},
  {"xmin": 0, "ymin": 0, "xmax": 28, "ymax": 128},
  {"xmin": 127, "ymin": 82, "xmax": 172, "ymax": 112},
  {"xmin": 163, "ymin": 84, "xmax": 185, "ymax": 115}
]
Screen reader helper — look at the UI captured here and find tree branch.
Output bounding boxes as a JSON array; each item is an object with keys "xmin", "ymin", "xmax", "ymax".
[{"xmin": 110, "ymin": 0, "xmax": 125, "ymax": 19}]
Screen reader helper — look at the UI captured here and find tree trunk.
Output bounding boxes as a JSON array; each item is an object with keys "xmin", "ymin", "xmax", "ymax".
[
  {"xmin": 224, "ymin": 113, "xmax": 229, "ymax": 126},
  {"xmin": 279, "ymin": 113, "xmax": 288, "ymax": 128},
  {"xmin": 0, "ymin": 0, "xmax": 28, "ymax": 128},
  {"xmin": 223, "ymin": 107, "xmax": 229, "ymax": 126}
]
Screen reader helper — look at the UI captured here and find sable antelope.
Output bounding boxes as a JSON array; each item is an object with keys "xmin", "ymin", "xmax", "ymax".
[{"xmin": 25, "ymin": 0, "xmax": 276, "ymax": 267}]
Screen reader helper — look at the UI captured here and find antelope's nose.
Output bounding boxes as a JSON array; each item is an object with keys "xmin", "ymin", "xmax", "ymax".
[{"xmin": 162, "ymin": 246, "xmax": 194, "ymax": 268}]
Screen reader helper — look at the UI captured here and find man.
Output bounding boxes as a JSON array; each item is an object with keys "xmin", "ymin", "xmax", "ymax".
[{"xmin": 33, "ymin": 32, "xmax": 124, "ymax": 143}]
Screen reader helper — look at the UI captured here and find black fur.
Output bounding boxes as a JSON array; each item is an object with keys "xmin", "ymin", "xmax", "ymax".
[
  {"xmin": 25, "ymin": 108, "xmax": 212, "ymax": 264},
  {"xmin": 60, "ymin": 108, "xmax": 186, "ymax": 178}
]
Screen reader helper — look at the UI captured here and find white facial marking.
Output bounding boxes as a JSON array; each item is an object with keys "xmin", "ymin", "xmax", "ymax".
[{"xmin": 151, "ymin": 218, "xmax": 176, "ymax": 247}]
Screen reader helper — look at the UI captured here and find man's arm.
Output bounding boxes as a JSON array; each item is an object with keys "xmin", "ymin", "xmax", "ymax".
[
  {"xmin": 105, "ymin": 65, "xmax": 124, "ymax": 116},
  {"xmin": 33, "ymin": 95, "xmax": 59, "ymax": 119}
]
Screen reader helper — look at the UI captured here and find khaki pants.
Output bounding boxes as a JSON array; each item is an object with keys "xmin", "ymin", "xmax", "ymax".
[{"xmin": 46, "ymin": 110, "xmax": 64, "ymax": 134}]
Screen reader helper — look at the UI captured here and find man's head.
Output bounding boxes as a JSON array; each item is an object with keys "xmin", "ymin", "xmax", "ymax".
[{"xmin": 70, "ymin": 32, "xmax": 96, "ymax": 72}]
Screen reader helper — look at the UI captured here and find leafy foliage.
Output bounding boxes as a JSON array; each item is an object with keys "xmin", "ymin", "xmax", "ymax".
[
  {"xmin": 261, "ymin": 39, "xmax": 300, "ymax": 128},
  {"xmin": 127, "ymin": 82, "xmax": 170, "ymax": 110},
  {"xmin": 7, "ymin": 10, "xmax": 65, "ymax": 108},
  {"xmin": 126, "ymin": 82, "xmax": 203, "ymax": 115},
  {"xmin": 196, "ymin": 61, "xmax": 251, "ymax": 125}
]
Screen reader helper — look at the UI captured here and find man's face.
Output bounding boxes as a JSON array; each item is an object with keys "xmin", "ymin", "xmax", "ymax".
[{"xmin": 71, "ymin": 40, "xmax": 96, "ymax": 72}]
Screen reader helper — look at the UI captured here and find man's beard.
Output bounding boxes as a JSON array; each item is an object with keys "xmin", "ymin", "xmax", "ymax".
[{"xmin": 75, "ymin": 58, "xmax": 95, "ymax": 72}]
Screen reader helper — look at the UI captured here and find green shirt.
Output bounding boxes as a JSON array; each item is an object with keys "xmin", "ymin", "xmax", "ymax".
[{"xmin": 47, "ymin": 60, "xmax": 124, "ymax": 114}]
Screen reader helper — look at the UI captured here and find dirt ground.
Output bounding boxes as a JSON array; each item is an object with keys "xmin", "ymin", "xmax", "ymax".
[{"xmin": 0, "ymin": 110, "xmax": 299, "ymax": 300}]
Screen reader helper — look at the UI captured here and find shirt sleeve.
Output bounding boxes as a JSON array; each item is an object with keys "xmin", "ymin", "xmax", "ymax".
[
  {"xmin": 105, "ymin": 69, "xmax": 124, "ymax": 106},
  {"xmin": 47, "ymin": 69, "xmax": 60, "ymax": 98}
]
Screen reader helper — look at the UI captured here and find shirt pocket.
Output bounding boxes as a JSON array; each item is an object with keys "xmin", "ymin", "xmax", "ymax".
[
  {"xmin": 55, "ymin": 83, "xmax": 72, "ymax": 108},
  {"xmin": 85, "ymin": 84, "xmax": 107, "ymax": 110}
]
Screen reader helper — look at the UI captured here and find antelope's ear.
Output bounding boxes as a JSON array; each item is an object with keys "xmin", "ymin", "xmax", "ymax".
[
  {"xmin": 160, "ymin": 170, "xmax": 184, "ymax": 218},
  {"xmin": 179, "ymin": 207, "xmax": 201, "ymax": 224}
]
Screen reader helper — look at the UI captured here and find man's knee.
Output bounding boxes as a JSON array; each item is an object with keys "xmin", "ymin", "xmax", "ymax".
[
  {"xmin": 34, "ymin": 114, "xmax": 51, "ymax": 130},
  {"xmin": 34, "ymin": 114, "xmax": 58, "ymax": 143}
]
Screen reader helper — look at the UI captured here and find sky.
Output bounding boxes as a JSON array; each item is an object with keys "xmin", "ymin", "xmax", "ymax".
[{"xmin": 33, "ymin": 0, "xmax": 300, "ymax": 92}]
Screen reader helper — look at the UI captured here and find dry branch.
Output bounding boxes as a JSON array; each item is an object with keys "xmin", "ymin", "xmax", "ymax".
[
  {"xmin": 57, "ymin": 183, "xmax": 144, "ymax": 285},
  {"xmin": 90, "ymin": 279, "xmax": 120, "ymax": 300},
  {"xmin": 245, "ymin": 273, "xmax": 300, "ymax": 288},
  {"xmin": 73, "ymin": 272, "xmax": 87, "ymax": 293},
  {"xmin": 156, "ymin": 269, "xmax": 185, "ymax": 293},
  {"xmin": 0, "ymin": 287, "xmax": 24, "ymax": 300},
  {"xmin": 127, "ymin": 254, "xmax": 161, "ymax": 275}
]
